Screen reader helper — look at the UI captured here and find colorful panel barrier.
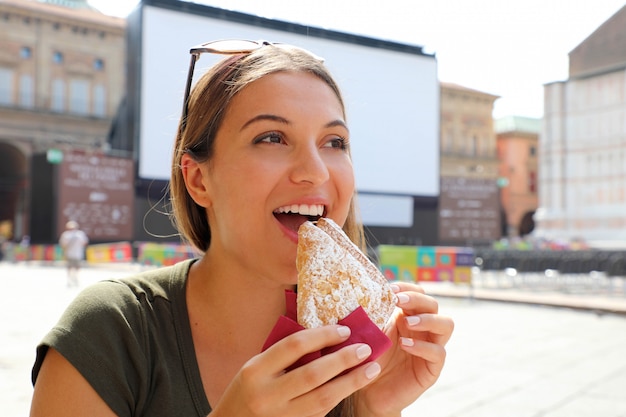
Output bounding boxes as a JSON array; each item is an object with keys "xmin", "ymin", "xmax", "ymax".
[
  {"xmin": 0, "ymin": 242, "xmax": 134, "ymax": 263},
  {"xmin": 136, "ymin": 242, "xmax": 198, "ymax": 266},
  {"xmin": 86, "ymin": 242, "xmax": 133, "ymax": 263},
  {"xmin": 0, "ymin": 241, "xmax": 197, "ymax": 267},
  {"xmin": 378, "ymin": 245, "xmax": 474, "ymax": 284},
  {"xmin": 6, "ymin": 244, "xmax": 65, "ymax": 262}
]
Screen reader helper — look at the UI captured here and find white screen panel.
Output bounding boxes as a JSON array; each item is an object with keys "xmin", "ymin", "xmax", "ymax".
[{"xmin": 139, "ymin": 5, "xmax": 439, "ymax": 197}]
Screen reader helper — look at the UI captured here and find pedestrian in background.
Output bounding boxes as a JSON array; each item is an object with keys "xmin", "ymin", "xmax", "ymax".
[{"xmin": 58, "ymin": 221, "xmax": 88, "ymax": 287}]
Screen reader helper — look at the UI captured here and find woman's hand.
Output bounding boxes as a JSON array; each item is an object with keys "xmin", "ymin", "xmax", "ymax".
[
  {"xmin": 209, "ymin": 324, "xmax": 380, "ymax": 417},
  {"xmin": 356, "ymin": 281, "xmax": 454, "ymax": 417}
]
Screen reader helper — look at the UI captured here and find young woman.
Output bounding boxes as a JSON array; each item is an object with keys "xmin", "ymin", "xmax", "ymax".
[{"xmin": 30, "ymin": 40, "xmax": 453, "ymax": 417}]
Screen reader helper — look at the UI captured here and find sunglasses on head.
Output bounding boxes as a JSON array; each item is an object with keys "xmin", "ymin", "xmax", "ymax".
[{"xmin": 180, "ymin": 39, "xmax": 324, "ymax": 133}]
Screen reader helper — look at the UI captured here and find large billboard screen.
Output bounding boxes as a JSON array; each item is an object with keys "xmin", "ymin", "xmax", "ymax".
[{"xmin": 134, "ymin": 1, "xmax": 439, "ymax": 198}]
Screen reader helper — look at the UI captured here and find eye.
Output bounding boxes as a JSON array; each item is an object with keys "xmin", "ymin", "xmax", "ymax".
[
  {"xmin": 253, "ymin": 131, "xmax": 285, "ymax": 145},
  {"xmin": 323, "ymin": 136, "xmax": 349, "ymax": 151}
]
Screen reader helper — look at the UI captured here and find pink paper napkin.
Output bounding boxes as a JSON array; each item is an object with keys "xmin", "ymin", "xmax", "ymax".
[{"xmin": 262, "ymin": 290, "xmax": 393, "ymax": 372}]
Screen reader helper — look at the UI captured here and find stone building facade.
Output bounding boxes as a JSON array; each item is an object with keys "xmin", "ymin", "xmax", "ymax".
[
  {"xmin": 539, "ymin": 5, "xmax": 626, "ymax": 248},
  {"xmin": 0, "ymin": 0, "xmax": 125, "ymax": 240},
  {"xmin": 439, "ymin": 82, "xmax": 501, "ymax": 245},
  {"xmin": 495, "ymin": 116, "xmax": 540, "ymax": 238}
]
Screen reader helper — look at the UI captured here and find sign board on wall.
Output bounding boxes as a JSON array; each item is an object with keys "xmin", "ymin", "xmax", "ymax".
[
  {"xmin": 438, "ymin": 177, "xmax": 501, "ymax": 242},
  {"xmin": 56, "ymin": 152, "xmax": 134, "ymax": 241}
]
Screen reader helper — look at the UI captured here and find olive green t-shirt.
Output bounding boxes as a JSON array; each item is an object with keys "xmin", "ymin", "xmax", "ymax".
[{"xmin": 32, "ymin": 259, "xmax": 212, "ymax": 416}]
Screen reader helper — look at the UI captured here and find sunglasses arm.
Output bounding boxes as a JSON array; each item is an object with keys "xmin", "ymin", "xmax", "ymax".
[{"xmin": 181, "ymin": 53, "xmax": 199, "ymax": 133}]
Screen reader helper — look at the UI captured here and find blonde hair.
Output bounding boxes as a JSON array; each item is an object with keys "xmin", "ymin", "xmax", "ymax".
[{"xmin": 170, "ymin": 45, "xmax": 365, "ymax": 253}]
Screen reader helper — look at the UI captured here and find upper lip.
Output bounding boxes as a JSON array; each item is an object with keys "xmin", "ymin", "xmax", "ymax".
[{"xmin": 273, "ymin": 203, "xmax": 325, "ymax": 217}]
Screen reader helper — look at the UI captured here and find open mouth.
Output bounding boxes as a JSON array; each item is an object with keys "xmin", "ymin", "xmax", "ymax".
[{"xmin": 273, "ymin": 204, "xmax": 325, "ymax": 233}]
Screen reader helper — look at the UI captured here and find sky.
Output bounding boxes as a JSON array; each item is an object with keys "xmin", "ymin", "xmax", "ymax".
[{"xmin": 88, "ymin": 0, "xmax": 626, "ymax": 119}]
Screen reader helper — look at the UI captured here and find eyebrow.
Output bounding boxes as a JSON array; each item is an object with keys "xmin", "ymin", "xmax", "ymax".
[
  {"xmin": 241, "ymin": 114, "xmax": 289, "ymax": 131},
  {"xmin": 240, "ymin": 114, "xmax": 349, "ymax": 132}
]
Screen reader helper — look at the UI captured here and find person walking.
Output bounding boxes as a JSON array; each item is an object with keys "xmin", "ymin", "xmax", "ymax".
[{"xmin": 58, "ymin": 221, "xmax": 88, "ymax": 287}]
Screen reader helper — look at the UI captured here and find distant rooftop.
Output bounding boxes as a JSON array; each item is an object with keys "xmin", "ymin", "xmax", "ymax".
[
  {"xmin": 495, "ymin": 115, "xmax": 541, "ymax": 134},
  {"xmin": 440, "ymin": 81, "xmax": 500, "ymax": 99},
  {"xmin": 37, "ymin": 0, "xmax": 95, "ymax": 10}
]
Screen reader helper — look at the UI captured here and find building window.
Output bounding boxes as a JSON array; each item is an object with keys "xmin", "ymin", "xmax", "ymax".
[
  {"xmin": 93, "ymin": 58, "xmax": 105, "ymax": 71},
  {"xmin": 53, "ymin": 51, "xmax": 64, "ymax": 64},
  {"xmin": 441, "ymin": 130, "xmax": 453, "ymax": 153},
  {"xmin": 529, "ymin": 146, "xmax": 537, "ymax": 157},
  {"xmin": 93, "ymin": 84, "xmax": 106, "ymax": 116},
  {"xmin": 69, "ymin": 78, "xmax": 89, "ymax": 115},
  {"xmin": 529, "ymin": 171, "xmax": 537, "ymax": 193},
  {"xmin": 51, "ymin": 78, "xmax": 65, "ymax": 112},
  {"xmin": 19, "ymin": 74, "xmax": 34, "ymax": 108},
  {"xmin": 470, "ymin": 135, "xmax": 478, "ymax": 156},
  {"xmin": 0, "ymin": 67, "xmax": 14, "ymax": 105},
  {"xmin": 20, "ymin": 46, "xmax": 32, "ymax": 59}
]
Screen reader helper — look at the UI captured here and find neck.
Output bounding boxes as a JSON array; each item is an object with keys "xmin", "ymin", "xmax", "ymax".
[{"xmin": 187, "ymin": 252, "xmax": 293, "ymax": 351}]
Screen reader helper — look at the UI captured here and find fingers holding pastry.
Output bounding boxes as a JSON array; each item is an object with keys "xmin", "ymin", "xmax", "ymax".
[
  {"xmin": 391, "ymin": 283, "xmax": 439, "ymax": 315},
  {"xmin": 402, "ymin": 313, "xmax": 454, "ymax": 347},
  {"xmin": 389, "ymin": 283, "xmax": 454, "ymax": 347},
  {"xmin": 398, "ymin": 336, "xmax": 448, "ymax": 379}
]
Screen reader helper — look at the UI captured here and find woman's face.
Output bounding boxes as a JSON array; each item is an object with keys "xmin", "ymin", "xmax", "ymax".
[{"xmin": 199, "ymin": 71, "xmax": 355, "ymax": 284}]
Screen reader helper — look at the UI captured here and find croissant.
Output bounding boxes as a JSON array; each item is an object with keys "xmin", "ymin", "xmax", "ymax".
[{"xmin": 296, "ymin": 218, "xmax": 397, "ymax": 330}]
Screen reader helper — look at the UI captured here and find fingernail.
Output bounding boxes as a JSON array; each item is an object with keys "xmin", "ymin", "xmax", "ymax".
[
  {"xmin": 337, "ymin": 326, "xmax": 351, "ymax": 338},
  {"xmin": 406, "ymin": 316, "xmax": 421, "ymax": 326},
  {"xmin": 390, "ymin": 284, "xmax": 400, "ymax": 293},
  {"xmin": 365, "ymin": 362, "xmax": 381, "ymax": 380},
  {"xmin": 396, "ymin": 293, "xmax": 410, "ymax": 304},
  {"xmin": 356, "ymin": 344, "xmax": 372, "ymax": 360},
  {"xmin": 401, "ymin": 337, "xmax": 415, "ymax": 347}
]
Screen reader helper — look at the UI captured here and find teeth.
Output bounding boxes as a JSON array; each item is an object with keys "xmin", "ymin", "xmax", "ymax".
[{"xmin": 276, "ymin": 204, "xmax": 324, "ymax": 216}]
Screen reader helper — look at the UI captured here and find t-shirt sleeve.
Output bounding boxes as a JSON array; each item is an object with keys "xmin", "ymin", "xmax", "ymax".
[{"xmin": 32, "ymin": 280, "xmax": 149, "ymax": 417}]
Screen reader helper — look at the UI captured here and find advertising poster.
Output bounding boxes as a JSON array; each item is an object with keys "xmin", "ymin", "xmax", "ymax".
[{"xmin": 56, "ymin": 152, "xmax": 134, "ymax": 241}]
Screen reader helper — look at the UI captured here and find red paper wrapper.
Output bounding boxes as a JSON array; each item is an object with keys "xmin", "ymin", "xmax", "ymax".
[{"xmin": 261, "ymin": 290, "xmax": 393, "ymax": 372}]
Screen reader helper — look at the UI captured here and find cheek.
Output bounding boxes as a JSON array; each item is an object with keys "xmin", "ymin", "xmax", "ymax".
[
  {"xmin": 336, "ymin": 158, "xmax": 355, "ymax": 192},
  {"xmin": 209, "ymin": 161, "xmax": 276, "ymax": 212},
  {"xmin": 332, "ymin": 159, "xmax": 356, "ymax": 217}
]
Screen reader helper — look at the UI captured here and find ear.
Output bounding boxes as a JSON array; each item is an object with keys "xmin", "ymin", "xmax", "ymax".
[{"xmin": 181, "ymin": 153, "xmax": 212, "ymax": 208}]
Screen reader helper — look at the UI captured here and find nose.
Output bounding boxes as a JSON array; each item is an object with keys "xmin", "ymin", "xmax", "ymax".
[{"xmin": 289, "ymin": 144, "xmax": 330, "ymax": 185}]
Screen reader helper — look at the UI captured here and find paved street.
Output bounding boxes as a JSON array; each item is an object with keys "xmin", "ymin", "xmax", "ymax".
[{"xmin": 2, "ymin": 261, "xmax": 626, "ymax": 417}]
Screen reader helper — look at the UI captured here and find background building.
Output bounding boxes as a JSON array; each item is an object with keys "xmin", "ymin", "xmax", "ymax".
[
  {"xmin": 539, "ymin": 4, "xmax": 626, "ymax": 248},
  {"xmin": 0, "ymin": 0, "xmax": 126, "ymax": 241},
  {"xmin": 495, "ymin": 115, "xmax": 540, "ymax": 238},
  {"xmin": 438, "ymin": 82, "xmax": 501, "ymax": 246}
]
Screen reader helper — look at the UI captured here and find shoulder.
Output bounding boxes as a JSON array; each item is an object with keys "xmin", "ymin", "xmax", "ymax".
[
  {"xmin": 33, "ymin": 259, "xmax": 199, "ymax": 415},
  {"xmin": 76, "ymin": 259, "xmax": 195, "ymax": 310},
  {"xmin": 47, "ymin": 260, "xmax": 195, "ymax": 333},
  {"xmin": 33, "ymin": 259, "xmax": 197, "ymax": 378}
]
